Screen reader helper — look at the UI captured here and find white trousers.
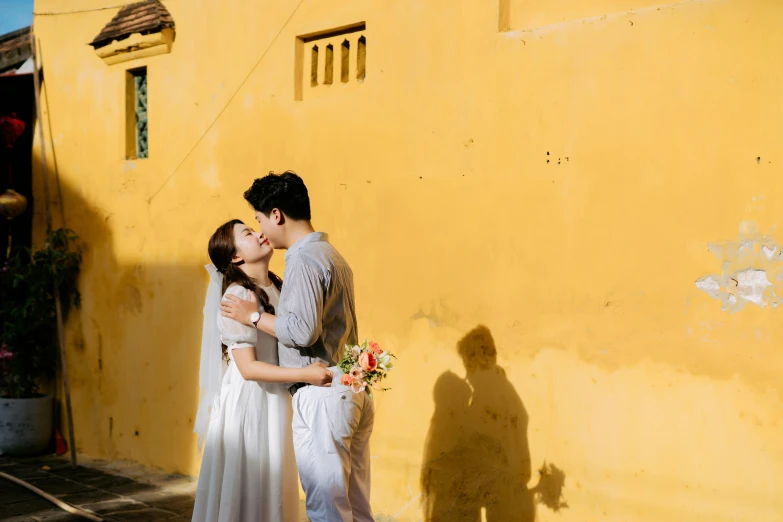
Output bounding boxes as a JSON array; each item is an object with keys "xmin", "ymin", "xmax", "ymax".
[{"xmin": 292, "ymin": 377, "xmax": 375, "ymax": 522}]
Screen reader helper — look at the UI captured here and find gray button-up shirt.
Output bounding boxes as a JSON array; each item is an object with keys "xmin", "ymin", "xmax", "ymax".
[{"xmin": 274, "ymin": 232, "xmax": 357, "ymax": 387}]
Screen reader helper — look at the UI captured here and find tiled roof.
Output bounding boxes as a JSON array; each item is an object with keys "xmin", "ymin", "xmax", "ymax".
[
  {"xmin": 89, "ymin": 0, "xmax": 174, "ymax": 49},
  {"xmin": 0, "ymin": 27, "xmax": 32, "ymax": 74}
]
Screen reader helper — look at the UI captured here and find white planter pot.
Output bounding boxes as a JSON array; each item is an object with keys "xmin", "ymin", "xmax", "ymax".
[{"xmin": 0, "ymin": 395, "xmax": 53, "ymax": 456}]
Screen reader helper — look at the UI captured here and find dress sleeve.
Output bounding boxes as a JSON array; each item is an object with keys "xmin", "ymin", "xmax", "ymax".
[{"xmin": 217, "ymin": 285, "xmax": 258, "ymax": 351}]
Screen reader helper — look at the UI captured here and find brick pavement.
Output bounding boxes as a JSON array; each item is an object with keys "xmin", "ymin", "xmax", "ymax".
[
  {"xmin": 0, "ymin": 455, "xmax": 195, "ymax": 521},
  {"xmin": 0, "ymin": 454, "xmax": 324, "ymax": 522}
]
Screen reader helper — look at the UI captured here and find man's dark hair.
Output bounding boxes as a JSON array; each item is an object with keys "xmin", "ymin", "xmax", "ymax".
[{"xmin": 244, "ymin": 170, "xmax": 311, "ymax": 220}]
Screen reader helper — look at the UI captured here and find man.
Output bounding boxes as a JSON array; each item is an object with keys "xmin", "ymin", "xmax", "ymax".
[{"xmin": 221, "ymin": 171, "xmax": 375, "ymax": 522}]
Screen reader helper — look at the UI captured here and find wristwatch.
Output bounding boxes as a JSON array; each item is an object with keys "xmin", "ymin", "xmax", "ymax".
[{"xmin": 249, "ymin": 311, "xmax": 261, "ymax": 327}]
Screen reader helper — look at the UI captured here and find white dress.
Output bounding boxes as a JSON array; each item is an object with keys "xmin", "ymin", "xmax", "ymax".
[{"xmin": 192, "ymin": 283, "xmax": 299, "ymax": 522}]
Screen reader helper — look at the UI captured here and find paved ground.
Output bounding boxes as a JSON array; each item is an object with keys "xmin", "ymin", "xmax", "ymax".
[
  {"xmin": 0, "ymin": 454, "xmax": 197, "ymax": 521},
  {"xmin": 0, "ymin": 454, "xmax": 322, "ymax": 522}
]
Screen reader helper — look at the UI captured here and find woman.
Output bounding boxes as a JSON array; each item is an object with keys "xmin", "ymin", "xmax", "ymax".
[{"xmin": 192, "ymin": 219, "xmax": 332, "ymax": 522}]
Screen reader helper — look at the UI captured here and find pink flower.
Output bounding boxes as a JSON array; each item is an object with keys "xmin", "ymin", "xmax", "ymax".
[
  {"xmin": 358, "ymin": 352, "xmax": 377, "ymax": 372},
  {"xmin": 0, "ymin": 345, "xmax": 13, "ymax": 360},
  {"xmin": 341, "ymin": 374, "xmax": 352, "ymax": 386},
  {"xmin": 369, "ymin": 341, "xmax": 383, "ymax": 355},
  {"xmin": 349, "ymin": 366, "xmax": 364, "ymax": 380},
  {"xmin": 351, "ymin": 346, "xmax": 362, "ymax": 358},
  {"xmin": 350, "ymin": 377, "xmax": 367, "ymax": 393}
]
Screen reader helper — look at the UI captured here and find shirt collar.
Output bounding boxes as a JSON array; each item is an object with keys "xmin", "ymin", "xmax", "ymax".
[{"xmin": 285, "ymin": 232, "xmax": 328, "ymax": 260}]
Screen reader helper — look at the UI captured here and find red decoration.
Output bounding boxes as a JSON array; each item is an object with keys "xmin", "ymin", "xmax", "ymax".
[
  {"xmin": 55, "ymin": 429, "xmax": 68, "ymax": 455},
  {"xmin": 0, "ymin": 113, "xmax": 25, "ymax": 149}
]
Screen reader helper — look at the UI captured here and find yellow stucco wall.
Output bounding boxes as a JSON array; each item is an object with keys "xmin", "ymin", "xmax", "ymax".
[{"xmin": 31, "ymin": 0, "xmax": 783, "ymax": 520}]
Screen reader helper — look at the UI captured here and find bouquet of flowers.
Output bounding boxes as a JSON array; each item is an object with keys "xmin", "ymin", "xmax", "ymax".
[{"xmin": 339, "ymin": 340, "xmax": 395, "ymax": 397}]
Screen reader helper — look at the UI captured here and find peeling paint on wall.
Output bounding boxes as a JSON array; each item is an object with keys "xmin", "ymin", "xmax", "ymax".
[
  {"xmin": 695, "ymin": 222, "xmax": 783, "ymax": 312},
  {"xmin": 411, "ymin": 300, "xmax": 461, "ymax": 329}
]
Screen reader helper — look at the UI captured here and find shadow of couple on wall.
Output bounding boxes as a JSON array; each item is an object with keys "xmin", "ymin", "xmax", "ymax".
[{"xmin": 421, "ymin": 325, "xmax": 567, "ymax": 522}]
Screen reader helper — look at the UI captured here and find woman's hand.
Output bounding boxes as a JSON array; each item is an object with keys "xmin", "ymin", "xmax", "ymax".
[
  {"xmin": 302, "ymin": 362, "xmax": 333, "ymax": 387},
  {"xmin": 221, "ymin": 293, "xmax": 258, "ymax": 326}
]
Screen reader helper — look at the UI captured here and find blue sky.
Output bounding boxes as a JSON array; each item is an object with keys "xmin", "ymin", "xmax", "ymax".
[{"xmin": 0, "ymin": 0, "xmax": 34, "ymax": 36}]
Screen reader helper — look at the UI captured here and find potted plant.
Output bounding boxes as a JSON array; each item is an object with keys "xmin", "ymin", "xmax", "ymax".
[{"xmin": 0, "ymin": 228, "xmax": 81, "ymax": 456}]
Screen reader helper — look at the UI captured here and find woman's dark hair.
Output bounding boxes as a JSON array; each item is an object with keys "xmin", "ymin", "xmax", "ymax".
[
  {"xmin": 208, "ymin": 219, "xmax": 282, "ymax": 361},
  {"xmin": 243, "ymin": 170, "xmax": 311, "ymax": 221}
]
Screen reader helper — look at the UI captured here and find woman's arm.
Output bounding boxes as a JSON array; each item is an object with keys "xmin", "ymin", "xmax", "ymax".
[
  {"xmin": 220, "ymin": 294, "xmax": 277, "ymax": 337},
  {"xmin": 220, "ymin": 262, "xmax": 323, "ymax": 348},
  {"xmin": 231, "ymin": 347, "xmax": 332, "ymax": 385},
  {"xmin": 254, "ymin": 311, "xmax": 276, "ymax": 337}
]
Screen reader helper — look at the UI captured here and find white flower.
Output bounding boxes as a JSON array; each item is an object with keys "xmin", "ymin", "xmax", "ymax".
[
  {"xmin": 377, "ymin": 352, "xmax": 393, "ymax": 371},
  {"xmin": 351, "ymin": 346, "xmax": 362, "ymax": 358}
]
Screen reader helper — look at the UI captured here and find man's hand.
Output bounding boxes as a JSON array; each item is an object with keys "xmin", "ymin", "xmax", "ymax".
[{"xmin": 220, "ymin": 293, "xmax": 258, "ymax": 326}]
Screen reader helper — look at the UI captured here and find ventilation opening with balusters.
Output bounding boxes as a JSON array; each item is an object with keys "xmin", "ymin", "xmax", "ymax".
[{"xmin": 295, "ymin": 23, "xmax": 366, "ymax": 101}]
